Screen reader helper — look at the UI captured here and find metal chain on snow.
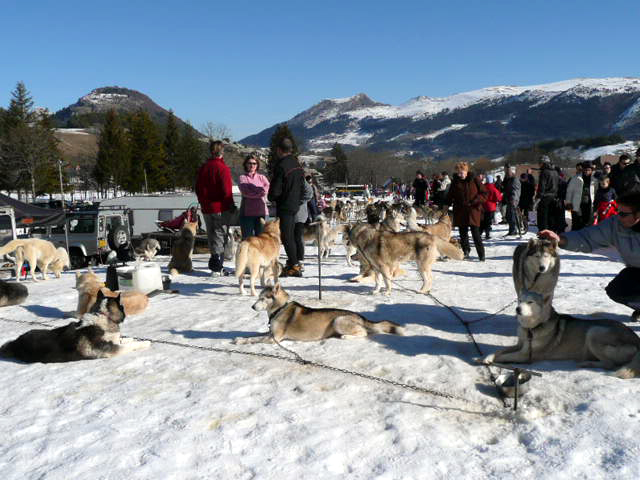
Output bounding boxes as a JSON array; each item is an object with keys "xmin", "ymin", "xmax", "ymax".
[
  {"xmin": 351, "ymin": 248, "xmax": 511, "ymax": 408},
  {"xmin": 0, "ymin": 316, "xmax": 482, "ymax": 408}
]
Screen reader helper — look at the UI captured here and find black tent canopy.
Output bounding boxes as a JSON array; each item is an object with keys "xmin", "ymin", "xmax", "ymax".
[{"xmin": 0, "ymin": 193, "xmax": 66, "ymax": 230}]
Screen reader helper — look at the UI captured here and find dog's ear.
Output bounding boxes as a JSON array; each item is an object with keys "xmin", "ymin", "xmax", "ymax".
[
  {"xmin": 273, "ymin": 282, "xmax": 281, "ymax": 293},
  {"xmin": 549, "ymin": 237, "xmax": 558, "ymax": 249},
  {"xmin": 527, "ymin": 238, "xmax": 538, "ymax": 254},
  {"xmin": 75, "ymin": 271, "xmax": 81, "ymax": 279},
  {"xmin": 96, "ymin": 289, "xmax": 106, "ymax": 301}
]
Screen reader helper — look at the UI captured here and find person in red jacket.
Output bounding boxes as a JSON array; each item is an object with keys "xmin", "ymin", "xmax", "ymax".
[
  {"xmin": 195, "ymin": 140, "xmax": 236, "ymax": 276},
  {"xmin": 480, "ymin": 175, "xmax": 503, "ymax": 240}
]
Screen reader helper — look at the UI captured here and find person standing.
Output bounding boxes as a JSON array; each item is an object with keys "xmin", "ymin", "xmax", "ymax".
[
  {"xmin": 535, "ymin": 156, "xmax": 559, "ymax": 232},
  {"xmin": 593, "ymin": 175, "xmax": 617, "ymax": 224},
  {"xmin": 290, "ymin": 177, "xmax": 315, "ymax": 275},
  {"xmin": 539, "ymin": 192, "xmax": 640, "ymax": 322},
  {"xmin": 268, "ymin": 138, "xmax": 305, "ymax": 277},
  {"xmin": 413, "ymin": 171, "xmax": 429, "ymax": 207},
  {"xmin": 518, "ymin": 173, "xmax": 535, "ymax": 231},
  {"xmin": 238, "ymin": 154, "xmax": 270, "ymax": 239},
  {"xmin": 565, "ymin": 162, "xmax": 585, "ymax": 230},
  {"xmin": 445, "ymin": 162, "xmax": 487, "ymax": 261},
  {"xmin": 480, "ymin": 175, "xmax": 502, "ymax": 240},
  {"xmin": 502, "ymin": 165, "xmax": 521, "ymax": 236},
  {"xmin": 578, "ymin": 161, "xmax": 598, "ymax": 228},
  {"xmin": 611, "ymin": 154, "xmax": 640, "ymax": 196},
  {"xmin": 195, "ymin": 140, "xmax": 236, "ymax": 276}
]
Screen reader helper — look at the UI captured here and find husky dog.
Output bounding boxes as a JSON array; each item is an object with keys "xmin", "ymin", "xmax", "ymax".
[
  {"xmin": 0, "ymin": 280, "xmax": 28, "ymax": 307},
  {"xmin": 303, "ymin": 217, "xmax": 348, "ymax": 259},
  {"xmin": 407, "ymin": 208, "xmax": 453, "ymax": 240},
  {"xmin": 363, "ymin": 231, "xmax": 464, "ymax": 295},
  {"xmin": 223, "ymin": 227, "xmax": 242, "ymax": 261},
  {"xmin": 235, "ymin": 219, "xmax": 281, "ymax": 296},
  {"xmin": 0, "ymin": 291, "xmax": 150, "ymax": 363},
  {"xmin": 75, "ymin": 269, "xmax": 149, "ymax": 317},
  {"xmin": 512, "ymin": 238, "xmax": 560, "ymax": 300},
  {"xmin": 168, "ymin": 220, "xmax": 198, "ymax": 276},
  {"xmin": 482, "ymin": 290, "xmax": 640, "ymax": 378},
  {"xmin": 345, "ymin": 208, "xmax": 406, "ymax": 283},
  {"xmin": 233, "ymin": 283, "xmax": 405, "ymax": 344},
  {"xmin": 0, "ymin": 239, "xmax": 70, "ymax": 282},
  {"xmin": 134, "ymin": 238, "xmax": 161, "ymax": 261}
]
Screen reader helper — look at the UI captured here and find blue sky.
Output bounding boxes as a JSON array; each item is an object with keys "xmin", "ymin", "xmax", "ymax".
[{"xmin": 2, "ymin": 0, "xmax": 639, "ymax": 139}]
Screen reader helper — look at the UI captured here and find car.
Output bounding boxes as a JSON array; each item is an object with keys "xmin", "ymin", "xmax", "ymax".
[{"xmin": 30, "ymin": 206, "xmax": 132, "ymax": 269}]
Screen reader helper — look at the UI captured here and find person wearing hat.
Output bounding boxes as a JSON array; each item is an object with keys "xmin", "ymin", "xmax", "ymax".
[
  {"xmin": 479, "ymin": 175, "xmax": 502, "ymax": 240},
  {"xmin": 539, "ymin": 192, "xmax": 640, "ymax": 322},
  {"xmin": 535, "ymin": 155, "xmax": 559, "ymax": 232}
]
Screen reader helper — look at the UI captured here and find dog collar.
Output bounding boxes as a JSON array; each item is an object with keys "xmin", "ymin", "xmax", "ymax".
[{"xmin": 268, "ymin": 301, "xmax": 291, "ymax": 322}]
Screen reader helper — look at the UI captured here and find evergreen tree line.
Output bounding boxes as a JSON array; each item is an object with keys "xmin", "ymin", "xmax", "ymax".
[
  {"xmin": 94, "ymin": 108, "xmax": 206, "ymax": 196},
  {"xmin": 0, "ymin": 82, "xmax": 63, "ymax": 200}
]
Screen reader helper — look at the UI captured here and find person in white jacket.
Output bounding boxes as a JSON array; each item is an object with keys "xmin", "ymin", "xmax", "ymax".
[{"xmin": 565, "ymin": 161, "xmax": 598, "ymax": 230}]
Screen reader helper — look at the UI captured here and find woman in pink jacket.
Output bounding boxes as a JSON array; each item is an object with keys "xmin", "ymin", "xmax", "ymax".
[{"xmin": 238, "ymin": 154, "xmax": 270, "ymax": 239}]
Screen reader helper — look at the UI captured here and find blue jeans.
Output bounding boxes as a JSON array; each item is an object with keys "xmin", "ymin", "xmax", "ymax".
[{"xmin": 240, "ymin": 216, "xmax": 264, "ymax": 239}]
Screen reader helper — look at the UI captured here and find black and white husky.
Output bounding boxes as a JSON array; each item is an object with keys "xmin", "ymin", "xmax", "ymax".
[
  {"xmin": 0, "ymin": 290, "xmax": 150, "ymax": 363},
  {"xmin": 0, "ymin": 279, "xmax": 28, "ymax": 307}
]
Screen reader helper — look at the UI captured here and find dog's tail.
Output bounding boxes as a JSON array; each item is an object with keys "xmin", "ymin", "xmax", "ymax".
[
  {"xmin": 366, "ymin": 320, "xmax": 405, "ymax": 336},
  {"xmin": 614, "ymin": 349, "xmax": 640, "ymax": 379},
  {"xmin": 434, "ymin": 237, "xmax": 464, "ymax": 260},
  {"xmin": 235, "ymin": 241, "xmax": 250, "ymax": 279},
  {"xmin": 0, "ymin": 239, "xmax": 27, "ymax": 257}
]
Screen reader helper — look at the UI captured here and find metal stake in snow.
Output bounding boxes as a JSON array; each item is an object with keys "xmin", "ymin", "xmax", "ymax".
[{"xmin": 316, "ymin": 222, "xmax": 322, "ymax": 300}]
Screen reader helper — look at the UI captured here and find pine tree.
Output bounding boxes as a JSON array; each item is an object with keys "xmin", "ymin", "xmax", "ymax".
[
  {"xmin": 175, "ymin": 122, "xmax": 206, "ymax": 189},
  {"xmin": 5, "ymin": 81, "xmax": 35, "ymax": 128},
  {"xmin": 127, "ymin": 111, "xmax": 166, "ymax": 193},
  {"xmin": 268, "ymin": 123, "xmax": 299, "ymax": 177},
  {"xmin": 96, "ymin": 109, "xmax": 129, "ymax": 195},
  {"xmin": 0, "ymin": 83, "xmax": 61, "ymax": 199},
  {"xmin": 323, "ymin": 143, "xmax": 349, "ymax": 185},
  {"xmin": 163, "ymin": 110, "xmax": 180, "ymax": 190}
]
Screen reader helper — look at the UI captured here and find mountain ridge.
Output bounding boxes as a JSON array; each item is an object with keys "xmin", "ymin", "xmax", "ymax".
[{"xmin": 241, "ymin": 77, "xmax": 640, "ymax": 158}]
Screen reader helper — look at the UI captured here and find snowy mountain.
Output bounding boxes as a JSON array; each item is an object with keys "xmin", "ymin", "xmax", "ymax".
[
  {"xmin": 53, "ymin": 86, "xmax": 197, "ymax": 133},
  {"xmin": 241, "ymin": 78, "xmax": 640, "ymax": 158}
]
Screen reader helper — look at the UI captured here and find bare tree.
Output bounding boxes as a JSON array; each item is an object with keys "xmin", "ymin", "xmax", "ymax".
[{"xmin": 200, "ymin": 121, "xmax": 232, "ymax": 142}]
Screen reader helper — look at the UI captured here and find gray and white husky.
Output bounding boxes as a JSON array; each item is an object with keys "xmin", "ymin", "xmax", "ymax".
[
  {"xmin": 512, "ymin": 238, "xmax": 560, "ymax": 301},
  {"xmin": 233, "ymin": 283, "xmax": 405, "ymax": 344},
  {"xmin": 482, "ymin": 290, "xmax": 640, "ymax": 378}
]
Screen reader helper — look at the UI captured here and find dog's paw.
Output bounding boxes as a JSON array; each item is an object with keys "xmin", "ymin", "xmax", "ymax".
[
  {"xmin": 478, "ymin": 353, "xmax": 495, "ymax": 365},
  {"xmin": 231, "ymin": 337, "xmax": 246, "ymax": 345}
]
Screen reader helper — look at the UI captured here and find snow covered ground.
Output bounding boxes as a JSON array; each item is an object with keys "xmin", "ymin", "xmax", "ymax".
[{"xmin": 1, "ymin": 224, "xmax": 639, "ymax": 479}]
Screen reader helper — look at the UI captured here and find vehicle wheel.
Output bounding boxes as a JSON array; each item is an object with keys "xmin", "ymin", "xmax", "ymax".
[
  {"xmin": 70, "ymin": 251, "xmax": 87, "ymax": 270},
  {"xmin": 108, "ymin": 225, "xmax": 130, "ymax": 250}
]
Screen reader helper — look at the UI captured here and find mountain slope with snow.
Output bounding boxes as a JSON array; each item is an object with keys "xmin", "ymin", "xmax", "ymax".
[{"xmin": 242, "ymin": 78, "xmax": 640, "ymax": 157}]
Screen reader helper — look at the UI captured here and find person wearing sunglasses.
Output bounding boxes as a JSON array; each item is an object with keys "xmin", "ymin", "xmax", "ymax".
[
  {"xmin": 539, "ymin": 192, "xmax": 640, "ymax": 322},
  {"xmin": 238, "ymin": 154, "xmax": 270, "ymax": 239}
]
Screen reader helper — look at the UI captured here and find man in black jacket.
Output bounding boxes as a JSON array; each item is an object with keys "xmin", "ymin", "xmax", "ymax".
[
  {"xmin": 268, "ymin": 138, "xmax": 305, "ymax": 277},
  {"xmin": 536, "ymin": 156, "xmax": 559, "ymax": 232},
  {"xmin": 412, "ymin": 171, "xmax": 428, "ymax": 207}
]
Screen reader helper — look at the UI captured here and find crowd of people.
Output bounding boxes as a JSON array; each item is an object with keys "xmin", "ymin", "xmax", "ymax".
[{"xmin": 194, "ymin": 139, "xmax": 640, "ymax": 320}]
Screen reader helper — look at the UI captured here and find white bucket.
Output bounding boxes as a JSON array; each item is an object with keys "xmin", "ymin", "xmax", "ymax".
[{"xmin": 116, "ymin": 263, "xmax": 163, "ymax": 294}]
